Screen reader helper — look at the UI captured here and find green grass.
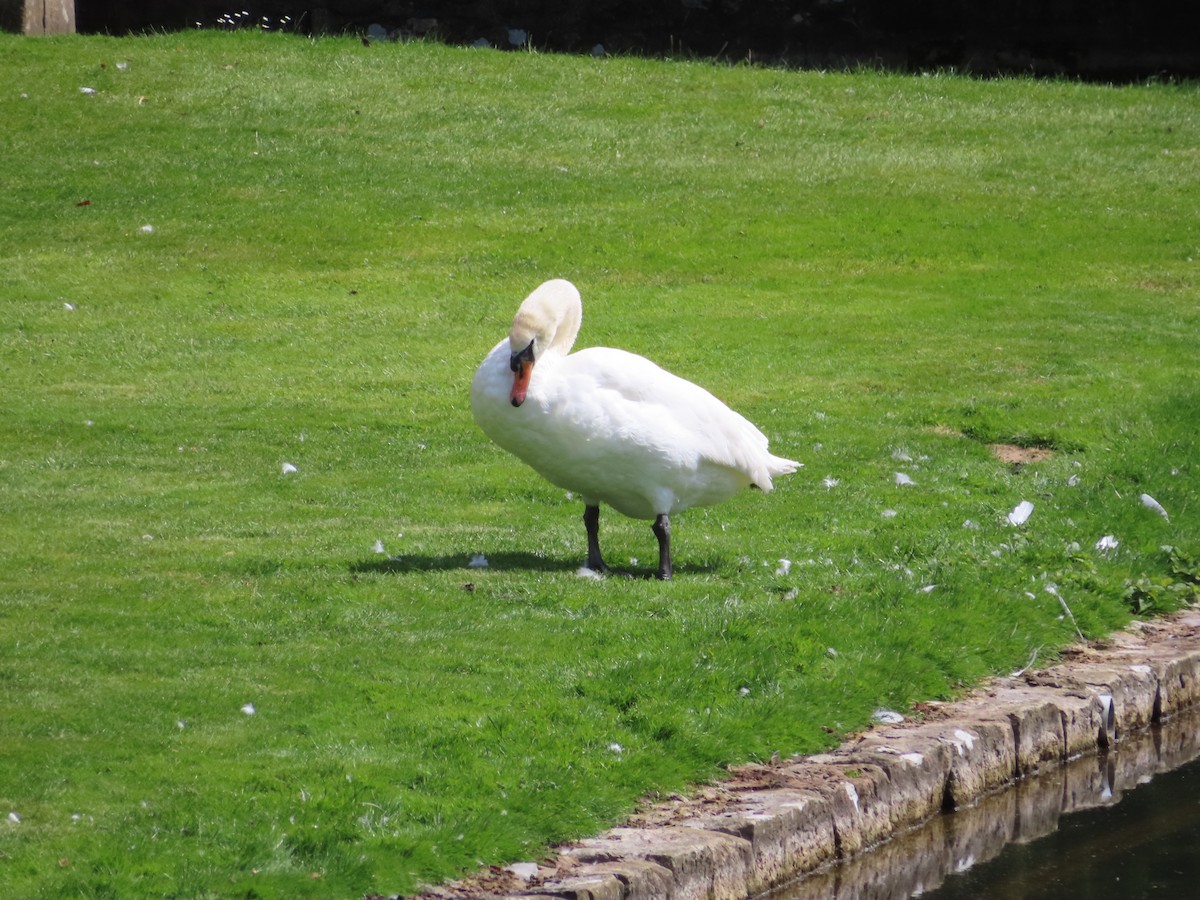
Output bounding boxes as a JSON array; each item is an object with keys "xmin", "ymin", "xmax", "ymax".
[{"xmin": 1, "ymin": 30, "xmax": 1197, "ymax": 898}]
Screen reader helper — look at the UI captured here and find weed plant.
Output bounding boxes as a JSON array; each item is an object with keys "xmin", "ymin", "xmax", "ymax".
[{"xmin": 0, "ymin": 31, "xmax": 1197, "ymax": 898}]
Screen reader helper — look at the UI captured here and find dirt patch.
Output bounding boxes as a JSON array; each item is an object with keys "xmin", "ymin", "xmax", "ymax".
[{"xmin": 988, "ymin": 443, "xmax": 1054, "ymax": 465}]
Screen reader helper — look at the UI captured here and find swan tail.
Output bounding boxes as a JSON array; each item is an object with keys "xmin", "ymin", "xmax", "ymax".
[
  {"xmin": 749, "ymin": 454, "xmax": 801, "ymax": 492},
  {"xmin": 769, "ymin": 454, "xmax": 801, "ymax": 477}
]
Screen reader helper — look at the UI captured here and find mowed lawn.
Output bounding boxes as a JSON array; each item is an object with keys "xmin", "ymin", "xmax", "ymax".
[{"xmin": 0, "ymin": 30, "xmax": 1197, "ymax": 899}]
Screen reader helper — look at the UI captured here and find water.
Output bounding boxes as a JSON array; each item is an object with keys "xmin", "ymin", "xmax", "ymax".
[
  {"xmin": 919, "ymin": 749, "xmax": 1200, "ymax": 899},
  {"xmin": 768, "ymin": 707, "xmax": 1200, "ymax": 900}
]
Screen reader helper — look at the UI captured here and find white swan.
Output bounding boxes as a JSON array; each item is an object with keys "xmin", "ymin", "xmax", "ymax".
[{"xmin": 470, "ymin": 279, "xmax": 799, "ymax": 579}]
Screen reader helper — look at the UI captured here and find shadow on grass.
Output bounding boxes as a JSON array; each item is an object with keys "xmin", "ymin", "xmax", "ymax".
[
  {"xmin": 350, "ymin": 554, "xmax": 709, "ymax": 579},
  {"xmin": 351, "ymin": 552, "xmax": 576, "ymax": 575}
]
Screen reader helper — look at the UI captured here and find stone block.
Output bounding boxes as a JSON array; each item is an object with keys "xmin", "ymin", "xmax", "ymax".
[
  {"xmin": 580, "ymin": 859, "xmax": 673, "ymax": 900},
  {"xmin": 836, "ymin": 735, "xmax": 953, "ymax": 826},
  {"xmin": 533, "ymin": 873, "xmax": 624, "ymax": 900},
  {"xmin": 1071, "ymin": 663, "xmax": 1160, "ymax": 736},
  {"xmin": 933, "ymin": 719, "xmax": 1018, "ymax": 807},
  {"xmin": 567, "ymin": 826, "xmax": 752, "ymax": 900},
  {"xmin": 680, "ymin": 787, "xmax": 835, "ymax": 890}
]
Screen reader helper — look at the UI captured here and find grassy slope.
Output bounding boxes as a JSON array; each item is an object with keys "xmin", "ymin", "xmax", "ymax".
[{"xmin": 0, "ymin": 31, "xmax": 1197, "ymax": 898}]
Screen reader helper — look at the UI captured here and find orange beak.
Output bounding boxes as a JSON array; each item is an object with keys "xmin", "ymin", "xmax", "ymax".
[{"xmin": 510, "ymin": 341, "xmax": 535, "ymax": 407}]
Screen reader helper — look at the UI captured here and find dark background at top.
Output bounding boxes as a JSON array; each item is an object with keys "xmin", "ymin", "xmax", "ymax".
[{"xmin": 67, "ymin": 1, "xmax": 1200, "ymax": 80}]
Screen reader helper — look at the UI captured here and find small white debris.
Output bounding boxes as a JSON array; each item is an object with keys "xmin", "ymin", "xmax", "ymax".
[
  {"xmin": 775, "ymin": 558, "xmax": 792, "ymax": 576},
  {"xmin": 1095, "ymin": 534, "xmax": 1119, "ymax": 556},
  {"xmin": 79, "ymin": 86, "xmax": 96, "ymax": 94},
  {"xmin": 1068, "ymin": 473, "xmax": 1081, "ymax": 487},
  {"xmin": 900, "ymin": 752, "xmax": 925, "ymax": 766},
  {"xmin": 139, "ymin": 224, "xmax": 154, "ymax": 233},
  {"xmin": 64, "ymin": 302, "xmax": 75, "ymax": 311},
  {"xmin": 576, "ymin": 566, "xmax": 604, "ymax": 580},
  {"xmin": 507, "ymin": 862, "xmax": 540, "ymax": 881},
  {"xmin": 468, "ymin": 554, "xmax": 489, "ymax": 569},
  {"xmin": 822, "ymin": 476, "xmax": 839, "ymax": 489},
  {"xmin": 782, "ymin": 588, "xmax": 799, "ymax": 600},
  {"xmin": 894, "ymin": 472, "xmax": 916, "ymax": 486},
  {"xmin": 882, "ymin": 509, "xmax": 898, "ymax": 519},
  {"xmin": 281, "ymin": 462, "xmax": 298, "ymax": 475},
  {"xmin": 372, "ymin": 539, "xmax": 386, "ymax": 555},
  {"xmin": 608, "ymin": 742, "xmax": 624, "ymax": 754},
  {"xmin": 1006, "ymin": 500, "xmax": 1034, "ymax": 526},
  {"xmin": 892, "ymin": 448, "xmax": 913, "ymax": 462},
  {"xmin": 954, "ymin": 729, "xmax": 976, "ymax": 752},
  {"xmin": 873, "ymin": 708, "xmax": 904, "ymax": 725},
  {"xmin": 116, "ymin": 61, "xmax": 129, "ymax": 71},
  {"xmin": 920, "ymin": 584, "xmax": 937, "ymax": 594},
  {"xmin": 7, "ymin": 812, "xmax": 20, "ymax": 824},
  {"xmin": 739, "ymin": 686, "xmax": 751, "ymax": 696},
  {"xmin": 962, "ymin": 519, "xmax": 979, "ymax": 530},
  {"xmin": 176, "ymin": 719, "xmax": 187, "ymax": 730},
  {"xmin": 1139, "ymin": 493, "xmax": 1169, "ymax": 520},
  {"xmin": 241, "ymin": 703, "xmax": 256, "ymax": 716},
  {"xmin": 826, "ymin": 647, "xmax": 838, "ymax": 658}
]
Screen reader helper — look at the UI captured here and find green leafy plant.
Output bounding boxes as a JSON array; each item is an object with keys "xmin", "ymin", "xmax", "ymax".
[{"xmin": 1125, "ymin": 547, "xmax": 1200, "ymax": 614}]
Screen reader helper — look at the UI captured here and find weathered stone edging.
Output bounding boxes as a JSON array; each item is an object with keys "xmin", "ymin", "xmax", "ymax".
[{"xmin": 421, "ymin": 609, "xmax": 1200, "ymax": 900}]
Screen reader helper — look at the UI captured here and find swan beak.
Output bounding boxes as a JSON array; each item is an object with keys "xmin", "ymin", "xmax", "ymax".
[{"xmin": 510, "ymin": 341, "xmax": 535, "ymax": 407}]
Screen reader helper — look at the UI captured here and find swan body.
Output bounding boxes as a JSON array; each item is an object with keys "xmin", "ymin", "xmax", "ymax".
[{"xmin": 470, "ymin": 279, "xmax": 799, "ymax": 578}]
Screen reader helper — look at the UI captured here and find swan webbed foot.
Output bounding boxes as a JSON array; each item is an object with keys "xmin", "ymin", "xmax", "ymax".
[{"xmin": 652, "ymin": 513, "xmax": 672, "ymax": 581}]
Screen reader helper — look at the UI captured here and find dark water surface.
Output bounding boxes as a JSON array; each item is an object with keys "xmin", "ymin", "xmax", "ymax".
[
  {"xmin": 918, "ymin": 749, "xmax": 1200, "ymax": 900},
  {"xmin": 769, "ymin": 708, "xmax": 1200, "ymax": 900}
]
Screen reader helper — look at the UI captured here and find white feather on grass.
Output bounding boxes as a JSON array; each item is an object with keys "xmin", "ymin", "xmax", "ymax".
[
  {"xmin": 1139, "ymin": 493, "xmax": 1169, "ymax": 520},
  {"xmin": 1007, "ymin": 500, "xmax": 1034, "ymax": 526},
  {"xmin": 1045, "ymin": 583, "xmax": 1086, "ymax": 642},
  {"xmin": 894, "ymin": 472, "xmax": 916, "ymax": 487}
]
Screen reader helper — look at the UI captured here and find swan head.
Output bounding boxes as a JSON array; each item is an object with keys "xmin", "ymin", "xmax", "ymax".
[
  {"xmin": 507, "ymin": 279, "xmax": 582, "ymax": 407},
  {"xmin": 509, "ymin": 338, "xmax": 536, "ymax": 407}
]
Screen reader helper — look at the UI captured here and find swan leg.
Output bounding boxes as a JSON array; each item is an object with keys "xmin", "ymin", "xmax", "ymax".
[
  {"xmin": 652, "ymin": 513, "xmax": 672, "ymax": 581},
  {"xmin": 583, "ymin": 505, "xmax": 608, "ymax": 573}
]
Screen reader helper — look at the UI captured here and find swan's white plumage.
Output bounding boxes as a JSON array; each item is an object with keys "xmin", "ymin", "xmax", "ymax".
[{"xmin": 470, "ymin": 280, "xmax": 799, "ymax": 523}]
